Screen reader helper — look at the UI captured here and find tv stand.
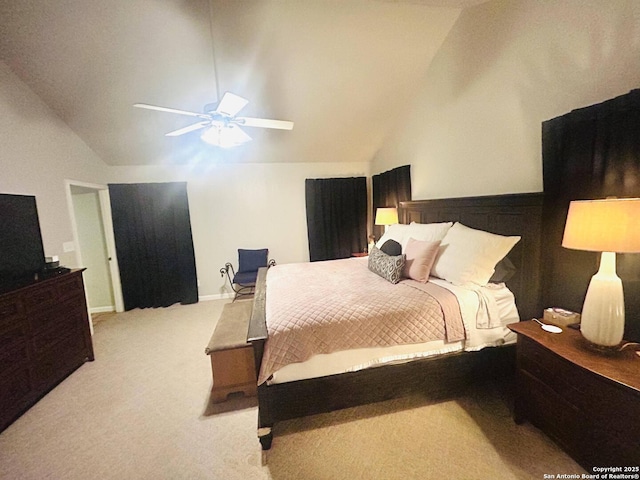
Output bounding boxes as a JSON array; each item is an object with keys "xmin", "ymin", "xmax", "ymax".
[{"xmin": 0, "ymin": 269, "xmax": 94, "ymax": 432}]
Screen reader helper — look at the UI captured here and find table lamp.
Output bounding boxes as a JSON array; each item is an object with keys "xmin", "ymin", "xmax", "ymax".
[
  {"xmin": 375, "ymin": 207, "xmax": 398, "ymax": 233},
  {"xmin": 562, "ymin": 198, "xmax": 640, "ymax": 348}
]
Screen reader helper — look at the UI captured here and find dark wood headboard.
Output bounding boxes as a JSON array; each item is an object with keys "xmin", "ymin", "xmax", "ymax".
[{"xmin": 399, "ymin": 192, "xmax": 544, "ymax": 321}]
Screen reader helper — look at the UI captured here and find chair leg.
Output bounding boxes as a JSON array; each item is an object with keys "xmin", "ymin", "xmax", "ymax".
[
  {"xmin": 221, "ymin": 263, "xmax": 245, "ymax": 300},
  {"xmin": 233, "ymin": 283, "xmax": 256, "ymax": 301}
]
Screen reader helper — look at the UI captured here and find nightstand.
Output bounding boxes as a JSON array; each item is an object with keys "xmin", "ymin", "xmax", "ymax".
[{"xmin": 508, "ymin": 321, "xmax": 640, "ymax": 471}]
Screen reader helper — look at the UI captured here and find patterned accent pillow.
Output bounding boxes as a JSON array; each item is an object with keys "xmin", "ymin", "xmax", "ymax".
[{"xmin": 368, "ymin": 246, "xmax": 406, "ymax": 284}]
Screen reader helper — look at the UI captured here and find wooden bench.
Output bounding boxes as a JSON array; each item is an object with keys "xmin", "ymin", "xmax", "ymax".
[{"xmin": 205, "ymin": 301, "xmax": 257, "ymax": 403}]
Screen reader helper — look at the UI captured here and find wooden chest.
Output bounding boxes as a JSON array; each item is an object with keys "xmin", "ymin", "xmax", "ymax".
[{"xmin": 205, "ymin": 301, "xmax": 256, "ymax": 403}]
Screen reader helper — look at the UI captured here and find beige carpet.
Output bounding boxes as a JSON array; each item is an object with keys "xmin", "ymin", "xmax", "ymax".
[{"xmin": 0, "ymin": 300, "xmax": 584, "ymax": 479}]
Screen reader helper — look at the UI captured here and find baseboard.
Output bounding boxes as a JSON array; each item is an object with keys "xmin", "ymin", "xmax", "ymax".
[
  {"xmin": 90, "ymin": 306, "xmax": 115, "ymax": 314},
  {"xmin": 199, "ymin": 293, "xmax": 234, "ymax": 302},
  {"xmin": 91, "ymin": 295, "xmax": 234, "ymax": 309}
]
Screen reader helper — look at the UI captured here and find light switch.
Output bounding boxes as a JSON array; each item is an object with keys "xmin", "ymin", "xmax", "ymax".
[{"xmin": 63, "ymin": 241, "xmax": 75, "ymax": 252}]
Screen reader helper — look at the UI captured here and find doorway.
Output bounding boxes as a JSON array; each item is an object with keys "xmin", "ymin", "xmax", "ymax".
[{"xmin": 65, "ymin": 180, "xmax": 124, "ymax": 322}]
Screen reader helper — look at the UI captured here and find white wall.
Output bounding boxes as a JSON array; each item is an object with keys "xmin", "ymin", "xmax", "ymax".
[
  {"xmin": 373, "ymin": 0, "xmax": 640, "ymax": 200},
  {"xmin": 107, "ymin": 162, "xmax": 369, "ymax": 298},
  {"xmin": 0, "ymin": 60, "xmax": 109, "ymax": 267}
]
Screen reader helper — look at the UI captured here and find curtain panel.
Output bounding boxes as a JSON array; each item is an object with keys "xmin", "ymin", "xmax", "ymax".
[
  {"xmin": 542, "ymin": 89, "xmax": 640, "ymax": 341},
  {"xmin": 108, "ymin": 182, "xmax": 198, "ymax": 310},
  {"xmin": 372, "ymin": 165, "xmax": 411, "ymax": 240},
  {"xmin": 305, "ymin": 177, "xmax": 367, "ymax": 262}
]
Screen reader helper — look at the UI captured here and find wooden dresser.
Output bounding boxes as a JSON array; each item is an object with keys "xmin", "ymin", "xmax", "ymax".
[
  {"xmin": 508, "ymin": 321, "xmax": 640, "ymax": 471},
  {"xmin": 0, "ymin": 269, "xmax": 94, "ymax": 432}
]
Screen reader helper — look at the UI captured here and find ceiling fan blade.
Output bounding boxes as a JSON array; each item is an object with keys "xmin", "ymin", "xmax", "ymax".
[
  {"xmin": 215, "ymin": 92, "xmax": 249, "ymax": 117},
  {"xmin": 134, "ymin": 103, "xmax": 205, "ymax": 118},
  {"xmin": 165, "ymin": 121, "xmax": 210, "ymax": 137},
  {"xmin": 236, "ymin": 117, "xmax": 294, "ymax": 130}
]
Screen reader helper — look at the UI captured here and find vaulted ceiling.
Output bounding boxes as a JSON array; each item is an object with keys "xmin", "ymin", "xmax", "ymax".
[{"xmin": 0, "ymin": 0, "xmax": 486, "ymax": 166}]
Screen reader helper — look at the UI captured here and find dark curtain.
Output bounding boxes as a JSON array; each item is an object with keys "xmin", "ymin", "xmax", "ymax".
[
  {"xmin": 542, "ymin": 89, "xmax": 640, "ymax": 342},
  {"xmin": 305, "ymin": 177, "xmax": 367, "ymax": 262},
  {"xmin": 372, "ymin": 165, "xmax": 411, "ymax": 240},
  {"xmin": 108, "ymin": 182, "xmax": 198, "ymax": 310}
]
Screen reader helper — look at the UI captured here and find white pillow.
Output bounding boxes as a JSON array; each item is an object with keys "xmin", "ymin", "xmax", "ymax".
[
  {"xmin": 431, "ymin": 223, "xmax": 520, "ymax": 286},
  {"xmin": 376, "ymin": 222, "xmax": 452, "ymax": 252},
  {"xmin": 407, "ymin": 222, "xmax": 453, "ymax": 243},
  {"xmin": 375, "ymin": 223, "xmax": 410, "ymax": 250}
]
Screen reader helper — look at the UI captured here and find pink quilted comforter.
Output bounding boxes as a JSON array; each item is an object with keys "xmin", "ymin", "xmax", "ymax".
[{"xmin": 258, "ymin": 258, "xmax": 465, "ymax": 384}]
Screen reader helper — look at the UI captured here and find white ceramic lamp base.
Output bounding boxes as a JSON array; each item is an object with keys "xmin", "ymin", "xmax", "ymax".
[{"xmin": 580, "ymin": 252, "xmax": 625, "ymax": 347}]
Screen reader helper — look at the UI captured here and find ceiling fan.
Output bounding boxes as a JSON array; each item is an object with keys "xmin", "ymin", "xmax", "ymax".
[{"xmin": 134, "ymin": 92, "xmax": 294, "ymax": 148}]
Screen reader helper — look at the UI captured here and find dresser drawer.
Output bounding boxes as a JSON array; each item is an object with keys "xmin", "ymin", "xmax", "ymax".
[
  {"xmin": 33, "ymin": 332, "xmax": 88, "ymax": 388},
  {"xmin": 29, "ymin": 295, "xmax": 86, "ymax": 336},
  {"xmin": 23, "ymin": 283, "xmax": 58, "ymax": 312},
  {"xmin": 55, "ymin": 273, "xmax": 85, "ymax": 301},
  {"xmin": 0, "ymin": 365, "xmax": 33, "ymax": 410},
  {"xmin": 585, "ymin": 379, "xmax": 640, "ymax": 442},
  {"xmin": 586, "ymin": 424, "xmax": 640, "ymax": 468},
  {"xmin": 518, "ymin": 337, "xmax": 586, "ymax": 397},
  {"xmin": 0, "ymin": 365, "xmax": 34, "ymax": 432},
  {"xmin": 31, "ymin": 315, "xmax": 81, "ymax": 354},
  {"xmin": 519, "ymin": 337, "xmax": 640, "ymax": 438},
  {"xmin": 0, "ymin": 328, "xmax": 29, "ymax": 376},
  {"xmin": 0, "ymin": 322, "xmax": 27, "ymax": 351},
  {"xmin": 0, "ymin": 294, "xmax": 24, "ymax": 326},
  {"xmin": 517, "ymin": 369, "xmax": 587, "ymax": 458},
  {"xmin": 0, "ymin": 344, "xmax": 29, "ymax": 378}
]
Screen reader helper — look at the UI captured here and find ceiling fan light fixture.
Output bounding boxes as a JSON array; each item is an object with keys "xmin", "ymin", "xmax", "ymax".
[{"xmin": 200, "ymin": 124, "xmax": 251, "ymax": 148}]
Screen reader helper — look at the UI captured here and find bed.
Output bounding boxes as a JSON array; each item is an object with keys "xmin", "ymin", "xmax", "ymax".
[{"xmin": 248, "ymin": 193, "xmax": 543, "ymax": 450}]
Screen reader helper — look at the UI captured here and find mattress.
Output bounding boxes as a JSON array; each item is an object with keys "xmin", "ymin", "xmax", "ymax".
[
  {"xmin": 260, "ymin": 257, "xmax": 470, "ymax": 384},
  {"xmin": 266, "ymin": 259, "xmax": 519, "ymax": 385}
]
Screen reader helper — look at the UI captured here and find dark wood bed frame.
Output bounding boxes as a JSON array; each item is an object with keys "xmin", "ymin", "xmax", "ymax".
[{"xmin": 248, "ymin": 192, "xmax": 544, "ymax": 450}]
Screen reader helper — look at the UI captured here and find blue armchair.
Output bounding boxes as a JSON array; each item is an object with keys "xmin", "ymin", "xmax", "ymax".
[{"xmin": 220, "ymin": 248, "xmax": 276, "ymax": 300}]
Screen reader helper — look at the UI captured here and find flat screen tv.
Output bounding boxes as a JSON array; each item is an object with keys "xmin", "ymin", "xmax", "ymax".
[{"xmin": 0, "ymin": 193, "xmax": 46, "ymax": 286}]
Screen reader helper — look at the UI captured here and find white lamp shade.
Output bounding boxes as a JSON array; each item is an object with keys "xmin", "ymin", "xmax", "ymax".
[
  {"xmin": 562, "ymin": 198, "xmax": 640, "ymax": 253},
  {"xmin": 375, "ymin": 207, "xmax": 398, "ymax": 226},
  {"xmin": 561, "ymin": 198, "xmax": 640, "ymax": 347}
]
